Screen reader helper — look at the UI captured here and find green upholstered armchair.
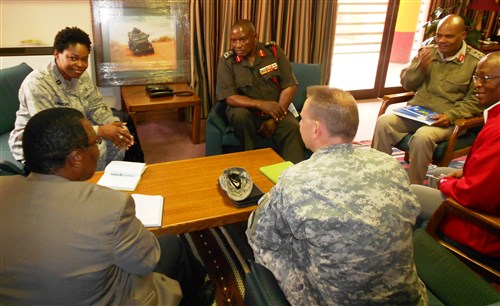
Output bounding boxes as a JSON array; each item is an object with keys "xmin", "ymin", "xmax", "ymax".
[
  {"xmin": 372, "ymin": 92, "xmax": 484, "ymax": 167},
  {"xmin": 0, "ymin": 63, "xmax": 32, "ymax": 176},
  {"xmin": 205, "ymin": 62, "xmax": 322, "ymax": 156},
  {"xmin": 244, "ymin": 229, "xmax": 500, "ymax": 306},
  {"xmin": 426, "ymin": 197, "xmax": 500, "ymax": 283}
]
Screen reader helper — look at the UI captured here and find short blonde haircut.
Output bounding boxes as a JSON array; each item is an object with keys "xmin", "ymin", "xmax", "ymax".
[{"xmin": 306, "ymin": 86, "xmax": 359, "ymax": 141}]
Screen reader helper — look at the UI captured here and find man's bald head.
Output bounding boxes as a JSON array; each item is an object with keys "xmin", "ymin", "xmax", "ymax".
[
  {"xmin": 230, "ymin": 19, "xmax": 258, "ymax": 58},
  {"xmin": 481, "ymin": 51, "xmax": 500, "ymax": 67},
  {"xmin": 231, "ymin": 19, "xmax": 256, "ymax": 34},
  {"xmin": 438, "ymin": 14, "xmax": 466, "ymax": 32},
  {"xmin": 435, "ymin": 14, "xmax": 466, "ymax": 58},
  {"xmin": 474, "ymin": 51, "xmax": 500, "ymax": 106}
]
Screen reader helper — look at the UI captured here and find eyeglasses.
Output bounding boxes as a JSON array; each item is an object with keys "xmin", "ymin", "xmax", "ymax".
[
  {"xmin": 66, "ymin": 137, "xmax": 102, "ymax": 158},
  {"xmin": 473, "ymin": 75, "xmax": 500, "ymax": 83}
]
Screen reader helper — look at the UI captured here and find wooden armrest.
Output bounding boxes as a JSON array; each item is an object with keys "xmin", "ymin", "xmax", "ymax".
[
  {"xmin": 378, "ymin": 92, "xmax": 415, "ymax": 117},
  {"xmin": 427, "ymin": 197, "xmax": 500, "ymax": 282},
  {"xmin": 443, "ymin": 115, "xmax": 484, "ymax": 161},
  {"xmin": 454, "ymin": 115, "xmax": 484, "ymax": 129},
  {"xmin": 427, "ymin": 197, "xmax": 500, "ymax": 237},
  {"xmin": 381, "ymin": 91, "xmax": 416, "ymax": 103},
  {"xmin": 444, "ymin": 198, "xmax": 500, "ymax": 235}
]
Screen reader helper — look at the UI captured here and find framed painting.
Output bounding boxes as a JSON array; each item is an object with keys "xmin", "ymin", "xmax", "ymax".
[{"xmin": 90, "ymin": 0, "xmax": 190, "ymax": 86}]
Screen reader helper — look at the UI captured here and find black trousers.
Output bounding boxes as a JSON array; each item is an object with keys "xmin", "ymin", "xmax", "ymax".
[{"xmin": 154, "ymin": 234, "xmax": 207, "ymax": 306}]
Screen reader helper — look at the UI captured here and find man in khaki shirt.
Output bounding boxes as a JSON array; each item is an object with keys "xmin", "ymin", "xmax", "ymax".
[{"xmin": 372, "ymin": 14, "xmax": 484, "ymax": 184}]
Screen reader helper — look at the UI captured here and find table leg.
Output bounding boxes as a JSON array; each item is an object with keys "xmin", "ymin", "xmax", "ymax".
[
  {"xmin": 192, "ymin": 105, "xmax": 201, "ymax": 144},
  {"xmin": 121, "ymin": 95, "xmax": 137, "ymax": 125}
]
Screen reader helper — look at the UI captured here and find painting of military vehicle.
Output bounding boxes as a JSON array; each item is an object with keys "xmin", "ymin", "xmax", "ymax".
[{"xmin": 128, "ymin": 27, "xmax": 154, "ymax": 55}]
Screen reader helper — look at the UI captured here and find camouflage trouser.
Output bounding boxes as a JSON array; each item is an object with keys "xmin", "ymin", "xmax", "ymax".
[{"xmin": 96, "ymin": 140, "xmax": 125, "ymax": 171}]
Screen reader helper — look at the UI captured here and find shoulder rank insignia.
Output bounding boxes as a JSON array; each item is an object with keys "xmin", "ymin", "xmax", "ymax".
[
  {"xmin": 223, "ymin": 49, "xmax": 234, "ymax": 59},
  {"xmin": 265, "ymin": 40, "xmax": 276, "ymax": 47},
  {"xmin": 466, "ymin": 46, "xmax": 485, "ymax": 60}
]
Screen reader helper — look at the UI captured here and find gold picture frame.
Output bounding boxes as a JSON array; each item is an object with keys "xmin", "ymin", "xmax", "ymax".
[{"xmin": 90, "ymin": 0, "xmax": 190, "ymax": 86}]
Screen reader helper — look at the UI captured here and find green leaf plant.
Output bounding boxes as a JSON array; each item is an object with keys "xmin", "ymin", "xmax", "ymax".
[{"xmin": 420, "ymin": 2, "xmax": 481, "ymax": 49}]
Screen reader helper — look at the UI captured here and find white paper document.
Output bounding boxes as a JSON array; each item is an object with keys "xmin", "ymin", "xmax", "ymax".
[
  {"xmin": 132, "ymin": 194, "xmax": 164, "ymax": 227},
  {"xmin": 97, "ymin": 161, "xmax": 147, "ymax": 191}
]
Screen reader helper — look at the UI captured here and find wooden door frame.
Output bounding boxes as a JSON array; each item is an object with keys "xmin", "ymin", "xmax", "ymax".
[{"xmin": 349, "ymin": 0, "xmax": 405, "ymax": 100}]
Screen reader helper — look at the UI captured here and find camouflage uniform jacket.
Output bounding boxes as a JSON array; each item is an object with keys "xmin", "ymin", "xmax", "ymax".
[
  {"xmin": 9, "ymin": 60, "xmax": 118, "ymax": 162},
  {"xmin": 401, "ymin": 41, "xmax": 484, "ymax": 124},
  {"xmin": 247, "ymin": 144, "xmax": 428, "ymax": 305}
]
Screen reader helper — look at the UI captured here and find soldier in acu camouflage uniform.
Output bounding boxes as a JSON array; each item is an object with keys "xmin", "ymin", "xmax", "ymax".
[
  {"xmin": 373, "ymin": 14, "xmax": 484, "ymax": 185},
  {"xmin": 216, "ymin": 19, "xmax": 305, "ymax": 163},
  {"xmin": 9, "ymin": 27, "xmax": 135, "ymax": 171},
  {"xmin": 247, "ymin": 86, "xmax": 427, "ymax": 305}
]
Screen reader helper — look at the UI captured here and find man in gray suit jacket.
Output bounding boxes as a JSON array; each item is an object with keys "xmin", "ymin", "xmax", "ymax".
[{"xmin": 0, "ymin": 108, "xmax": 214, "ymax": 305}]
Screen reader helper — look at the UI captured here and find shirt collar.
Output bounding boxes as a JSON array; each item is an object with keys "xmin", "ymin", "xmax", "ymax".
[
  {"xmin": 484, "ymin": 101, "xmax": 500, "ymax": 122},
  {"xmin": 437, "ymin": 41, "xmax": 466, "ymax": 63},
  {"xmin": 27, "ymin": 172, "xmax": 71, "ymax": 183},
  {"xmin": 313, "ymin": 143, "xmax": 354, "ymax": 157},
  {"xmin": 50, "ymin": 60, "xmax": 77, "ymax": 89}
]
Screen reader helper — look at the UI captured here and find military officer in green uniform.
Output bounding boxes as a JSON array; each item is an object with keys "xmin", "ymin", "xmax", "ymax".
[
  {"xmin": 372, "ymin": 14, "xmax": 484, "ymax": 184},
  {"xmin": 216, "ymin": 19, "xmax": 305, "ymax": 163}
]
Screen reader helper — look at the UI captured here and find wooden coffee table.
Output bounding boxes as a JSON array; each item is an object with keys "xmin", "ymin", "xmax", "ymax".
[
  {"xmin": 88, "ymin": 149, "xmax": 284, "ymax": 235},
  {"xmin": 121, "ymin": 83, "xmax": 201, "ymax": 144}
]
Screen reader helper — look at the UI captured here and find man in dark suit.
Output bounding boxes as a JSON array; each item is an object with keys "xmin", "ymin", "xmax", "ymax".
[{"xmin": 0, "ymin": 108, "xmax": 214, "ymax": 305}]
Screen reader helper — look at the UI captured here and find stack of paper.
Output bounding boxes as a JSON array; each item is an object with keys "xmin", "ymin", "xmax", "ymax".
[
  {"xmin": 131, "ymin": 194, "xmax": 163, "ymax": 227},
  {"xmin": 97, "ymin": 161, "xmax": 147, "ymax": 191}
]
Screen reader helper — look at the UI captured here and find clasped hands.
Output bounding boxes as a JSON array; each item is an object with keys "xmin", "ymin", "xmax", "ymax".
[
  {"xmin": 436, "ymin": 169, "xmax": 463, "ymax": 188},
  {"xmin": 98, "ymin": 122, "xmax": 134, "ymax": 149},
  {"xmin": 257, "ymin": 102, "xmax": 286, "ymax": 138}
]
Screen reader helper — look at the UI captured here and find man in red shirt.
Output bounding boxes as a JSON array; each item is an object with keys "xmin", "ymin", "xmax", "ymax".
[{"xmin": 412, "ymin": 51, "xmax": 500, "ymax": 266}]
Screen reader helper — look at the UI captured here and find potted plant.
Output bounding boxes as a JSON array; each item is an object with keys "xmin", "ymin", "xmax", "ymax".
[{"xmin": 420, "ymin": 2, "xmax": 481, "ymax": 49}]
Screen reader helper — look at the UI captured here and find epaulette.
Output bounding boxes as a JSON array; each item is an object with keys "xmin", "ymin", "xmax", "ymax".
[
  {"xmin": 416, "ymin": 44, "xmax": 437, "ymax": 59},
  {"xmin": 466, "ymin": 45, "xmax": 485, "ymax": 60},
  {"xmin": 265, "ymin": 41, "xmax": 276, "ymax": 47},
  {"xmin": 223, "ymin": 49, "xmax": 234, "ymax": 59},
  {"xmin": 419, "ymin": 43, "xmax": 437, "ymax": 51}
]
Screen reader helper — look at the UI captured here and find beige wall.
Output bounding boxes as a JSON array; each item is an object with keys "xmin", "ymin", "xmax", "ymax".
[{"xmin": 0, "ymin": 0, "xmax": 120, "ymax": 108}]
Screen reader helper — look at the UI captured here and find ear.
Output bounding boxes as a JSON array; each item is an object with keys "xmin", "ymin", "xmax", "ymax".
[
  {"xmin": 460, "ymin": 30, "xmax": 467, "ymax": 40},
  {"xmin": 66, "ymin": 150, "xmax": 83, "ymax": 169},
  {"xmin": 312, "ymin": 120, "xmax": 321, "ymax": 139}
]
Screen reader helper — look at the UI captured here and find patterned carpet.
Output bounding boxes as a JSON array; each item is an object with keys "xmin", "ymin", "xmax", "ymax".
[
  {"xmin": 180, "ymin": 145, "xmax": 467, "ymax": 306},
  {"xmin": 180, "ymin": 222, "xmax": 252, "ymax": 306}
]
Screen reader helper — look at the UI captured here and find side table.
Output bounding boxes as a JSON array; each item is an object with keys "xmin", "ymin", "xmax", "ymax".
[
  {"xmin": 121, "ymin": 84, "xmax": 201, "ymax": 144},
  {"xmin": 479, "ymin": 43, "xmax": 500, "ymax": 54}
]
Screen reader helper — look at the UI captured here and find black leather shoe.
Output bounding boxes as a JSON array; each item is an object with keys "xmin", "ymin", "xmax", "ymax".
[{"xmin": 195, "ymin": 279, "xmax": 216, "ymax": 306}]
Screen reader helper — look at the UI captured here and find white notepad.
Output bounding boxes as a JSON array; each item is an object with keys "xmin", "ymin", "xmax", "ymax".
[
  {"xmin": 97, "ymin": 161, "xmax": 147, "ymax": 191},
  {"xmin": 132, "ymin": 194, "xmax": 164, "ymax": 227}
]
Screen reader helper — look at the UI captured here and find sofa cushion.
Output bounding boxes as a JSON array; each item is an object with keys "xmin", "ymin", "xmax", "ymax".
[
  {"xmin": 0, "ymin": 62, "xmax": 33, "ymax": 135},
  {"xmin": 0, "ymin": 132, "xmax": 23, "ymax": 174}
]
